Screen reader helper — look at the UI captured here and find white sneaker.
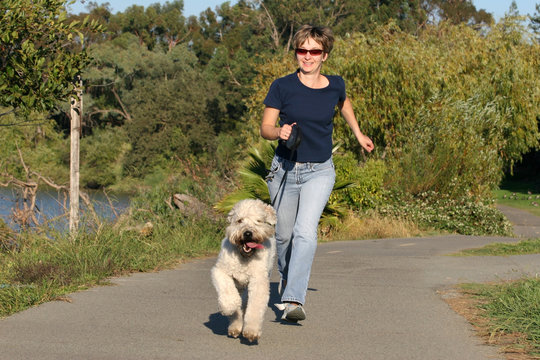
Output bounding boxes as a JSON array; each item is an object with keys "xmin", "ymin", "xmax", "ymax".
[{"xmin": 278, "ymin": 303, "xmax": 306, "ymax": 322}]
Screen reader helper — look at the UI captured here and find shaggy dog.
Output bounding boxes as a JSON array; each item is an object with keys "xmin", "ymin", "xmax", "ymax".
[{"xmin": 211, "ymin": 199, "xmax": 276, "ymax": 342}]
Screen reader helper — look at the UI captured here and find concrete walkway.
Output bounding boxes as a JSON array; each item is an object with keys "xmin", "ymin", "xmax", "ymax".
[
  {"xmin": 498, "ymin": 204, "xmax": 540, "ymax": 239},
  {"xmin": 1, "ymin": 207, "xmax": 539, "ymax": 360}
]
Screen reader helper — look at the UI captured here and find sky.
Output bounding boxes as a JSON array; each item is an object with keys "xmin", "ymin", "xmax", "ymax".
[{"xmin": 68, "ymin": 0, "xmax": 538, "ymax": 19}]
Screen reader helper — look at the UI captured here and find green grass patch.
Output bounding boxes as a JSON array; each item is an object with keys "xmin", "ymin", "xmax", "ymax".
[
  {"xmin": 460, "ymin": 279, "xmax": 540, "ymax": 356},
  {"xmin": 454, "ymin": 238, "xmax": 540, "ymax": 257},
  {"xmin": 495, "ymin": 178, "xmax": 540, "ymax": 217}
]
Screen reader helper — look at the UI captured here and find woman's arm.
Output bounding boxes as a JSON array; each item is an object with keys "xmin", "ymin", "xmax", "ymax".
[
  {"xmin": 338, "ymin": 97, "xmax": 374, "ymax": 152},
  {"xmin": 260, "ymin": 107, "xmax": 294, "ymax": 141}
]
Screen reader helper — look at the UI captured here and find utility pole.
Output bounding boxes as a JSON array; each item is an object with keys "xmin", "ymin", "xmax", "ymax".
[{"xmin": 69, "ymin": 75, "xmax": 82, "ymax": 234}]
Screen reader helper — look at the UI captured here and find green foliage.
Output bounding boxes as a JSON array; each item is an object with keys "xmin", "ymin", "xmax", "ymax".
[
  {"xmin": 379, "ymin": 191, "xmax": 513, "ymax": 236},
  {"xmin": 330, "ymin": 153, "xmax": 386, "ymax": 209},
  {"xmin": 0, "ymin": 0, "xmax": 102, "ymax": 113}
]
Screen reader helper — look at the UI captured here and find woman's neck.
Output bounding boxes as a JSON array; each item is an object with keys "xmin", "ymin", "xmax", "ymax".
[{"xmin": 297, "ymin": 70, "xmax": 328, "ymax": 89}]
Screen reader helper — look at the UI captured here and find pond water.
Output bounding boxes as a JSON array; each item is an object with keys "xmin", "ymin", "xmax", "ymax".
[{"xmin": 0, "ymin": 187, "xmax": 130, "ymax": 232}]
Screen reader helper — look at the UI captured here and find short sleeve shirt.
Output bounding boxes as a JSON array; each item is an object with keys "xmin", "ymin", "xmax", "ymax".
[{"xmin": 263, "ymin": 71, "xmax": 346, "ymax": 162}]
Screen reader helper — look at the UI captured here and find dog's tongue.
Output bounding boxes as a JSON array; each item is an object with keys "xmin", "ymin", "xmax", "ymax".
[{"xmin": 246, "ymin": 242, "xmax": 264, "ymax": 249}]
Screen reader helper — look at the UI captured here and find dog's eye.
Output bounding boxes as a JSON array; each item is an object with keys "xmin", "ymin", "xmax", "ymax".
[{"xmin": 237, "ymin": 219, "xmax": 243, "ymax": 224}]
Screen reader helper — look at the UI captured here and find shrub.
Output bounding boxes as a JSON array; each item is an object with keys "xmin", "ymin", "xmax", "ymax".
[
  {"xmin": 330, "ymin": 153, "xmax": 386, "ymax": 210},
  {"xmin": 384, "ymin": 96, "xmax": 506, "ymax": 199},
  {"xmin": 379, "ymin": 191, "xmax": 513, "ymax": 236}
]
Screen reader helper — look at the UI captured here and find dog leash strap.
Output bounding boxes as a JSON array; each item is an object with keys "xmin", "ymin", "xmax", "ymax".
[{"xmin": 270, "ymin": 148, "xmax": 297, "ymax": 207}]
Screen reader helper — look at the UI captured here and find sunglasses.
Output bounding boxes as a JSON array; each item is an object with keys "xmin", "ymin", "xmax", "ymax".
[{"xmin": 295, "ymin": 48, "xmax": 324, "ymax": 56}]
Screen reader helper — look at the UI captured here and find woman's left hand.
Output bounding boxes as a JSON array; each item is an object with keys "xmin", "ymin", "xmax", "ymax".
[{"xmin": 359, "ymin": 135, "xmax": 374, "ymax": 153}]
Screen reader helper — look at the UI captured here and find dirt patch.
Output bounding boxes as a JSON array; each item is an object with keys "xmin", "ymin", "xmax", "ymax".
[{"xmin": 439, "ymin": 287, "xmax": 538, "ymax": 360}]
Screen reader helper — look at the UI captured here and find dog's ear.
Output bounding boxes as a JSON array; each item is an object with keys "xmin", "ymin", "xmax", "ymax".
[
  {"xmin": 227, "ymin": 207, "xmax": 236, "ymax": 223},
  {"xmin": 264, "ymin": 204, "xmax": 277, "ymax": 226}
]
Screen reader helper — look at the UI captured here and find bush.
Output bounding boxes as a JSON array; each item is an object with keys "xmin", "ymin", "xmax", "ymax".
[
  {"xmin": 379, "ymin": 191, "xmax": 513, "ymax": 236},
  {"xmin": 330, "ymin": 153, "xmax": 386, "ymax": 209},
  {"xmin": 384, "ymin": 96, "xmax": 505, "ymax": 199}
]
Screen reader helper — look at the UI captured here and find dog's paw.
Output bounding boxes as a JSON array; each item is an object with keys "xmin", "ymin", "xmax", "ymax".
[
  {"xmin": 242, "ymin": 327, "xmax": 261, "ymax": 343},
  {"xmin": 228, "ymin": 326, "xmax": 242, "ymax": 338}
]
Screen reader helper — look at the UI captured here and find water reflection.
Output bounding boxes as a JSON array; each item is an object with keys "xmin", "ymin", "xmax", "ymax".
[{"xmin": 0, "ymin": 187, "xmax": 130, "ymax": 231}]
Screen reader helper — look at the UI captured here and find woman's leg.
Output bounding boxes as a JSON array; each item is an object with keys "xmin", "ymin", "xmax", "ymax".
[
  {"xmin": 267, "ymin": 156, "xmax": 299, "ymax": 288},
  {"xmin": 281, "ymin": 160, "xmax": 335, "ymax": 305}
]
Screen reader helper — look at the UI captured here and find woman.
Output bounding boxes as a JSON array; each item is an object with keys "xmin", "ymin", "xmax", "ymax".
[{"xmin": 261, "ymin": 25, "xmax": 374, "ymax": 322}]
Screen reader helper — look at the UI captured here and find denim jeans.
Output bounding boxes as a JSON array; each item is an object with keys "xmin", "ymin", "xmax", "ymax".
[{"xmin": 266, "ymin": 155, "xmax": 335, "ymax": 305}]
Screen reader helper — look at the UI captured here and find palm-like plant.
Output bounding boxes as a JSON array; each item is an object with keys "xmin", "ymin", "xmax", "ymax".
[{"xmin": 215, "ymin": 142, "xmax": 353, "ymax": 228}]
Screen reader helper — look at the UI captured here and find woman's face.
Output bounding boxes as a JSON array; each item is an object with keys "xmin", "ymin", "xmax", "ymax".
[{"xmin": 296, "ymin": 37, "xmax": 328, "ymax": 75}]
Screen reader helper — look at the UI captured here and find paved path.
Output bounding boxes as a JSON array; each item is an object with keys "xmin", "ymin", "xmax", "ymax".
[
  {"xmin": 498, "ymin": 204, "xmax": 540, "ymax": 239},
  {"xmin": 1, "ymin": 207, "xmax": 539, "ymax": 360}
]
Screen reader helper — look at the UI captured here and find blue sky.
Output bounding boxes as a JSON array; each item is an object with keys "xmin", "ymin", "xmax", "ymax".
[{"xmin": 68, "ymin": 0, "xmax": 538, "ymax": 19}]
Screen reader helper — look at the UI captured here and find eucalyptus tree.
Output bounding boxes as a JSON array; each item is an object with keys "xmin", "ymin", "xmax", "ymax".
[
  {"xmin": 530, "ymin": 3, "xmax": 540, "ymax": 42},
  {"xmin": 115, "ymin": 4, "xmax": 156, "ymax": 48},
  {"xmin": 426, "ymin": 0, "xmax": 493, "ymax": 25},
  {"xmin": 151, "ymin": 0, "xmax": 190, "ymax": 52}
]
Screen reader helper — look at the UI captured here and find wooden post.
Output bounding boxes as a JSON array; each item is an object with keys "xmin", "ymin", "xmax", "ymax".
[{"xmin": 69, "ymin": 75, "xmax": 82, "ymax": 233}]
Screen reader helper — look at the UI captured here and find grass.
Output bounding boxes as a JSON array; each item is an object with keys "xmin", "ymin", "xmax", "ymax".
[
  {"xmin": 452, "ymin": 238, "xmax": 540, "ymax": 357},
  {"xmin": 453, "ymin": 238, "xmax": 540, "ymax": 257},
  {"xmin": 458, "ymin": 279, "xmax": 540, "ymax": 357},
  {"xmin": 494, "ymin": 177, "xmax": 540, "ymax": 217},
  {"xmin": 0, "ymin": 215, "xmax": 224, "ymax": 318}
]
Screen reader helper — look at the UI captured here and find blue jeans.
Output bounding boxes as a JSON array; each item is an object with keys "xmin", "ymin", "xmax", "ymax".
[{"xmin": 266, "ymin": 155, "xmax": 335, "ymax": 305}]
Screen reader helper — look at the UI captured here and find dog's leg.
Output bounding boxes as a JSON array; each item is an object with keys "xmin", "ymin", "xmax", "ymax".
[
  {"xmin": 227, "ymin": 308, "xmax": 243, "ymax": 338},
  {"xmin": 242, "ymin": 275, "xmax": 270, "ymax": 342},
  {"xmin": 211, "ymin": 266, "xmax": 242, "ymax": 316}
]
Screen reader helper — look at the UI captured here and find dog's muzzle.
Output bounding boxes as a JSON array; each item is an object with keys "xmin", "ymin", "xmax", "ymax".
[{"xmin": 238, "ymin": 230, "xmax": 264, "ymax": 257}]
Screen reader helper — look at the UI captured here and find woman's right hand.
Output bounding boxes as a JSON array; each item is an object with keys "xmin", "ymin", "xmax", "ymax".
[{"xmin": 278, "ymin": 123, "xmax": 296, "ymax": 141}]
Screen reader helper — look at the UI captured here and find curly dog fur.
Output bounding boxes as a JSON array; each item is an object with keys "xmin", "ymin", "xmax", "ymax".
[{"xmin": 211, "ymin": 199, "xmax": 276, "ymax": 342}]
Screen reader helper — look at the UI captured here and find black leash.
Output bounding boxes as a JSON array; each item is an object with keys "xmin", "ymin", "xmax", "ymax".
[{"xmin": 270, "ymin": 125, "xmax": 302, "ymax": 207}]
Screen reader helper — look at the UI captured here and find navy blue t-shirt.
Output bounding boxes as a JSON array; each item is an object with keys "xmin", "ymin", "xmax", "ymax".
[{"xmin": 263, "ymin": 71, "xmax": 346, "ymax": 162}]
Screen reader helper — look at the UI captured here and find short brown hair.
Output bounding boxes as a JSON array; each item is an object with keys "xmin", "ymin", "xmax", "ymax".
[{"xmin": 292, "ymin": 25, "xmax": 335, "ymax": 54}]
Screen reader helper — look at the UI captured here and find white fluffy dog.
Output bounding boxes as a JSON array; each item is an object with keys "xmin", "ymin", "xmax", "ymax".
[{"xmin": 211, "ymin": 199, "xmax": 276, "ymax": 342}]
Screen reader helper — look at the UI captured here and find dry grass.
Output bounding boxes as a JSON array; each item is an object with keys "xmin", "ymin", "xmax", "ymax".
[{"xmin": 320, "ymin": 211, "xmax": 422, "ymax": 241}]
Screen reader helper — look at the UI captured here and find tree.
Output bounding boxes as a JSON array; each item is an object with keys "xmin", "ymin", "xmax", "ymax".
[
  {"xmin": 0, "ymin": 0, "xmax": 101, "ymax": 115},
  {"xmin": 115, "ymin": 4, "xmax": 156, "ymax": 48},
  {"xmin": 84, "ymin": 34, "xmax": 222, "ymax": 177},
  {"xmin": 426, "ymin": 0, "xmax": 493, "ymax": 26},
  {"xmin": 151, "ymin": 0, "xmax": 190, "ymax": 52},
  {"xmin": 530, "ymin": 3, "xmax": 540, "ymax": 42}
]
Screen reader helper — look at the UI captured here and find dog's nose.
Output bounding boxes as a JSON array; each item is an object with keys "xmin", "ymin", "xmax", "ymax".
[{"xmin": 243, "ymin": 230, "xmax": 252, "ymax": 239}]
